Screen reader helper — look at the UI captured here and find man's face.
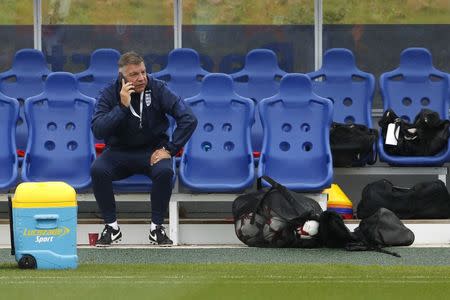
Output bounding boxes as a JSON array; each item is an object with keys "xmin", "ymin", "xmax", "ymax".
[{"xmin": 122, "ymin": 62, "xmax": 148, "ymax": 93}]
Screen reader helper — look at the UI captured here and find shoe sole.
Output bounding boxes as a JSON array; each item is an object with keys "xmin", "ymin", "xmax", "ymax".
[
  {"xmin": 95, "ymin": 238, "xmax": 122, "ymax": 247},
  {"xmin": 149, "ymin": 240, "xmax": 173, "ymax": 247}
]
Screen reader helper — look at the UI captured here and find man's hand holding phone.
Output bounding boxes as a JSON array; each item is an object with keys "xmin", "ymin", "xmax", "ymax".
[{"xmin": 120, "ymin": 77, "xmax": 135, "ymax": 107}]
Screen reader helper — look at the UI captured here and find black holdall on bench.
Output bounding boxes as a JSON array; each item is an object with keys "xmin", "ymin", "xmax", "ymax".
[
  {"xmin": 357, "ymin": 179, "xmax": 450, "ymax": 219},
  {"xmin": 379, "ymin": 108, "xmax": 450, "ymax": 156},
  {"xmin": 329, "ymin": 122, "xmax": 378, "ymax": 167}
]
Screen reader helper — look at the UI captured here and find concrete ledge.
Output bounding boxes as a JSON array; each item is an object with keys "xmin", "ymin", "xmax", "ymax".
[
  {"xmin": 1, "ymin": 220, "xmax": 449, "ymax": 247},
  {"xmin": 334, "ymin": 166, "xmax": 447, "ymax": 184}
]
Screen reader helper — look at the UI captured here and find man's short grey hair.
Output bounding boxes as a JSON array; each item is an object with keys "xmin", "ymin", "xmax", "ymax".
[{"xmin": 118, "ymin": 51, "xmax": 144, "ymax": 71}]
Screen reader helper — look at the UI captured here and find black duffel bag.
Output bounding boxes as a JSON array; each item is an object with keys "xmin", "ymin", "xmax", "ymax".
[
  {"xmin": 330, "ymin": 122, "xmax": 378, "ymax": 167},
  {"xmin": 357, "ymin": 179, "xmax": 450, "ymax": 219},
  {"xmin": 232, "ymin": 176, "xmax": 323, "ymax": 248},
  {"xmin": 348, "ymin": 208, "xmax": 415, "ymax": 257},
  {"xmin": 318, "ymin": 209, "xmax": 414, "ymax": 257},
  {"xmin": 379, "ymin": 108, "xmax": 450, "ymax": 156},
  {"xmin": 356, "ymin": 208, "xmax": 415, "ymax": 247}
]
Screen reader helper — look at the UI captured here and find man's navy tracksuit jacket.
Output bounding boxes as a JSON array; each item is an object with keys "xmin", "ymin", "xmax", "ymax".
[{"xmin": 90, "ymin": 75, "xmax": 197, "ymax": 224}]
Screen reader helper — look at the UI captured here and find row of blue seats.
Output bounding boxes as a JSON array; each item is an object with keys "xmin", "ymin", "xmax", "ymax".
[
  {"xmin": 1, "ymin": 56, "xmax": 450, "ymax": 194},
  {"xmin": 0, "ymin": 71, "xmax": 332, "ymax": 193},
  {"xmin": 1, "ymin": 47, "xmax": 449, "ymax": 193},
  {"xmin": 0, "ymin": 48, "xmax": 119, "ymax": 153},
  {"xmin": 2, "ymin": 46, "xmax": 449, "ymax": 155},
  {"xmin": 0, "ymin": 47, "xmax": 284, "ymax": 152}
]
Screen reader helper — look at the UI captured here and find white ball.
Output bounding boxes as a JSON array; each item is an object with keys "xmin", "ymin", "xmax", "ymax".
[{"xmin": 302, "ymin": 220, "xmax": 319, "ymax": 236}]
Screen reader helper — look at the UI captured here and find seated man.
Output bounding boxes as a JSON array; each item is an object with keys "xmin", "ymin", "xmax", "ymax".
[{"xmin": 91, "ymin": 51, "xmax": 197, "ymax": 246}]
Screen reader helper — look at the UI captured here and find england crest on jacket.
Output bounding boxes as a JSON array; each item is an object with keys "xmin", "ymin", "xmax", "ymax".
[{"xmin": 144, "ymin": 90, "xmax": 152, "ymax": 107}]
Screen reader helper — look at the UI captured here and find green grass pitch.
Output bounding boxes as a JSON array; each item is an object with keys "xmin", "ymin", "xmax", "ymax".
[{"xmin": 2, "ymin": 263, "xmax": 450, "ymax": 300}]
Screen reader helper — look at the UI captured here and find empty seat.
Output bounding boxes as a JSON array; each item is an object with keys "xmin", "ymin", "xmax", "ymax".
[
  {"xmin": 74, "ymin": 48, "xmax": 121, "ymax": 99},
  {"xmin": 152, "ymin": 48, "xmax": 209, "ymax": 100},
  {"xmin": 0, "ymin": 49, "xmax": 51, "ymax": 151},
  {"xmin": 0, "ymin": 92, "xmax": 19, "ymax": 191},
  {"xmin": 308, "ymin": 48, "xmax": 376, "ymax": 165},
  {"xmin": 179, "ymin": 73, "xmax": 255, "ymax": 192},
  {"xmin": 308, "ymin": 48, "xmax": 375, "ymax": 127},
  {"xmin": 378, "ymin": 47, "xmax": 450, "ymax": 166},
  {"xmin": 21, "ymin": 72, "xmax": 96, "ymax": 190},
  {"xmin": 258, "ymin": 74, "xmax": 333, "ymax": 191},
  {"xmin": 231, "ymin": 49, "xmax": 287, "ymax": 151}
]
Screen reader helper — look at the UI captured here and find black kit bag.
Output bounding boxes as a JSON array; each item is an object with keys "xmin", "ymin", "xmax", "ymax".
[
  {"xmin": 357, "ymin": 179, "xmax": 450, "ymax": 219},
  {"xmin": 232, "ymin": 176, "xmax": 323, "ymax": 248},
  {"xmin": 379, "ymin": 108, "xmax": 450, "ymax": 156},
  {"xmin": 318, "ymin": 211, "xmax": 358, "ymax": 248},
  {"xmin": 330, "ymin": 122, "xmax": 378, "ymax": 167},
  {"xmin": 348, "ymin": 208, "xmax": 415, "ymax": 257},
  {"xmin": 318, "ymin": 210, "xmax": 413, "ymax": 257}
]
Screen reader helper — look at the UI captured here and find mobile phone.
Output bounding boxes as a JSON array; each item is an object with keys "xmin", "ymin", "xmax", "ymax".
[
  {"xmin": 118, "ymin": 72, "xmax": 127, "ymax": 85},
  {"xmin": 119, "ymin": 72, "xmax": 136, "ymax": 94}
]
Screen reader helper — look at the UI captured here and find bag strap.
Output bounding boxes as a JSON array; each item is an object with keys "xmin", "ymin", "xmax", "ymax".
[
  {"xmin": 374, "ymin": 246, "xmax": 401, "ymax": 257},
  {"xmin": 249, "ymin": 188, "xmax": 274, "ymax": 224},
  {"xmin": 249, "ymin": 176, "xmax": 280, "ymax": 224},
  {"xmin": 346, "ymin": 242, "xmax": 401, "ymax": 257},
  {"xmin": 257, "ymin": 176, "xmax": 280, "ymax": 190},
  {"xmin": 257, "ymin": 176, "xmax": 297, "ymax": 204}
]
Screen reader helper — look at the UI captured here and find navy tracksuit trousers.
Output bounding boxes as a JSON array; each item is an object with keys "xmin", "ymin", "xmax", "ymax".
[{"xmin": 90, "ymin": 148, "xmax": 174, "ymax": 225}]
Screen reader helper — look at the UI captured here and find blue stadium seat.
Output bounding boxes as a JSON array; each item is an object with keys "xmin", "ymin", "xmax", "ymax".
[
  {"xmin": 308, "ymin": 48, "xmax": 376, "ymax": 165},
  {"xmin": 231, "ymin": 49, "xmax": 287, "ymax": 151},
  {"xmin": 74, "ymin": 48, "xmax": 121, "ymax": 99},
  {"xmin": 152, "ymin": 48, "xmax": 209, "ymax": 100},
  {"xmin": 0, "ymin": 49, "xmax": 51, "ymax": 151},
  {"xmin": 21, "ymin": 72, "xmax": 96, "ymax": 190},
  {"xmin": 307, "ymin": 48, "xmax": 375, "ymax": 127},
  {"xmin": 179, "ymin": 73, "xmax": 255, "ymax": 192},
  {"xmin": 0, "ymin": 93, "xmax": 19, "ymax": 191},
  {"xmin": 378, "ymin": 47, "xmax": 450, "ymax": 166},
  {"xmin": 258, "ymin": 73, "xmax": 333, "ymax": 191}
]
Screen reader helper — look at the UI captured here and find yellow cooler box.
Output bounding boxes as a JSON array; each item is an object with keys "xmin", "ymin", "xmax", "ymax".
[{"xmin": 9, "ymin": 182, "xmax": 78, "ymax": 269}]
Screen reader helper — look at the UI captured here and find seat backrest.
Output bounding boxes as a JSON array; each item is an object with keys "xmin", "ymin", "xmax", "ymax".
[
  {"xmin": 0, "ymin": 93, "xmax": 19, "ymax": 190},
  {"xmin": 0, "ymin": 49, "xmax": 51, "ymax": 99},
  {"xmin": 21, "ymin": 72, "xmax": 96, "ymax": 190},
  {"xmin": 258, "ymin": 74, "xmax": 333, "ymax": 191},
  {"xmin": 231, "ymin": 49, "xmax": 287, "ymax": 102},
  {"xmin": 0, "ymin": 49, "xmax": 51, "ymax": 151},
  {"xmin": 380, "ymin": 47, "xmax": 449, "ymax": 122},
  {"xmin": 180, "ymin": 73, "xmax": 255, "ymax": 192},
  {"xmin": 88, "ymin": 48, "xmax": 121, "ymax": 78},
  {"xmin": 230, "ymin": 49, "xmax": 287, "ymax": 152},
  {"xmin": 308, "ymin": 48, "xmax": 375, "ymax": 127},
  {"xmin": 76, "ymin": 48, "xmax": 120, "ymax": 81},
  {"xmin": 152, "ymin": 48, "xmax": 209, "ymax": 100},
  {"xmin": 74, "ymin": 48, "xmax": 121, "ymax": 98}
]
